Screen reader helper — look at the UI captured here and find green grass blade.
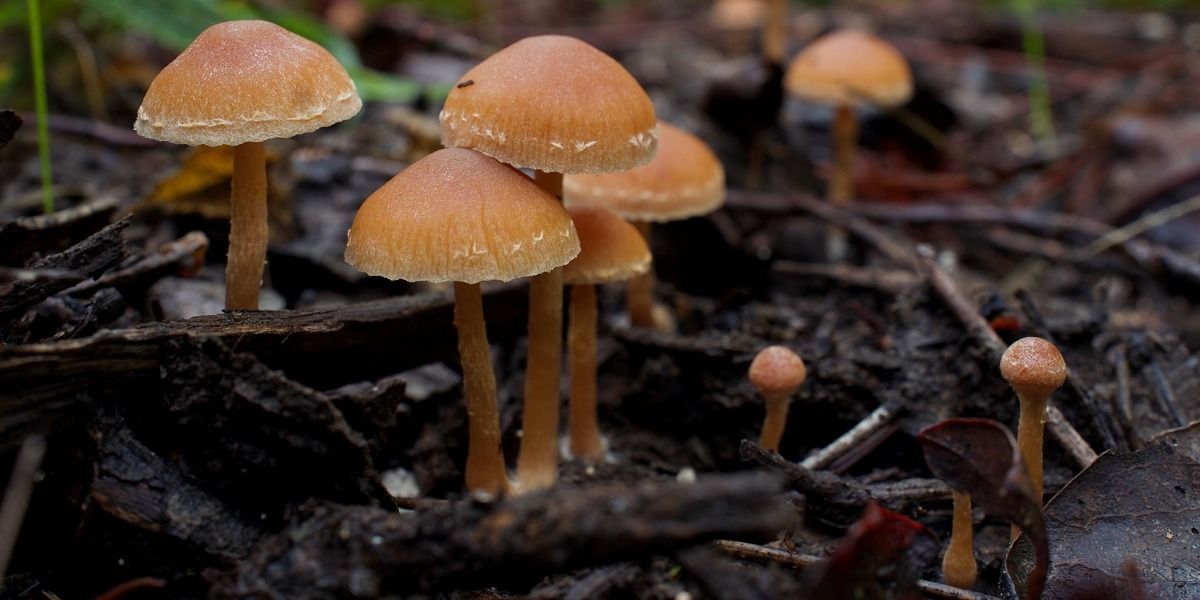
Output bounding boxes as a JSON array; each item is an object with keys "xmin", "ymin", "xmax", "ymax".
[{"xmin": 28, "ymin": 0, "xmax": 53, "ymax": 214}]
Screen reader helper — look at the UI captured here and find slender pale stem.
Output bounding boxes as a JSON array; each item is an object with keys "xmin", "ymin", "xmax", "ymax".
[
  {"xmin": 226, "ymin": 142, "xmax": 268, "ymax": 310},
  {"xmin": 943, "ymin": 491, "xmax": 978, "ymax": 589},
  {"xmin": 763, "ymin": 0, "xmax": 786, "ymax": 64},
  {"xmin": 454, "ymin": 282, "xmax": 509, "ymax": 496},
  {"xmin": 515, "ymin": 170, "xmax": 565, "ymax": 492},
  {"xmin": 1013, "ymin": 394, "xmax": 1047, "ymax": 539},
  {"xmin": 627, "ymin": 221, "xmax": 656, "ymax": 328},
  {"xmin": 758, "ymin": 391, "xmax": 791, "ymax": 451},
  {"xmin": 827, "ymin": 103, "xmax": 858, "ymax": 261},
  {"xmin": 568, "ymin": 284, "xmax": 603, "ymax": 463}
]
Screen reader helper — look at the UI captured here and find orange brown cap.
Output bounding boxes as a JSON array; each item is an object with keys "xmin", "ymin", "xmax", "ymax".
[
  {"xmin": 562, "ymin": 207, "xmax": 651, "ymax": 285},
  {"xmin": 749, "ymin": 346, "xmax": 807, "ymax": 396},
  {"xmin": 345, "ymin": 148, "xmax": 579, "ymax": 284},
  {"xmin": 784, "ymin": 30, "xmax": 913, "ymax": 108},
  {"xmin": 711, "ymin": 0, "xmax": 767, "ymax": 31},
  {"xmin": 135, "ymin": 20, "xmax": 361, "ymax": 146},
  {"xmin": 439, "ymin": 35, "xmax": 657, "ymax": 175},
  {"xmin": 563, "ymin": 123, "xmax": 725, "ymax": 222},
  {"xmin": 1000, "ymin": 337, "xmax": 1068, "ymax": 398}
]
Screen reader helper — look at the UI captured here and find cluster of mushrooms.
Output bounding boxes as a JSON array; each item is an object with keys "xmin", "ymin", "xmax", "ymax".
[{"xmin": 131, "ymin": 15, "xmax": 1067, "ymax": 595}]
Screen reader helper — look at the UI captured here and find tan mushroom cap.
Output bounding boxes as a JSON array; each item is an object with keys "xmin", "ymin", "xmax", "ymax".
[
  {"xmin": 1000, "ymin": 337, "xmax": 1068, "ymax": 398},
  {"xmin": 563, "ymin": 207, "xmax": 651, "ymax": 285},
  {"xmin": 439, "ymin": 35, "xmax": 658, "ymax": 175},
  {"xmin": 135, "ymin": 20, "xmax": 361, "ymax": 147},
  {"xmin": 785, "ymin": 30, "xmax": 913, "ymax": 108},
  {"xmin": 749, "ymin": 346, "xmax": 807, "ymax": 395},
  {"xmin": 563, "ymin": 123, "xmax": 726, "ymax": 222},
  {"xmin": 345, "ymin": 148, "xmax": 579, "ymax": 284}
]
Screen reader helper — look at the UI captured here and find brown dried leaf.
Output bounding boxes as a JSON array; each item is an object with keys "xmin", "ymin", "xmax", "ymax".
[
  {"xmin": 1007, "ymin": 422, "xmax": 1200, "ymax": 600},
  {"xmin": 917, "ymin": 418, "xmax": 1047, "ymax": 600}
]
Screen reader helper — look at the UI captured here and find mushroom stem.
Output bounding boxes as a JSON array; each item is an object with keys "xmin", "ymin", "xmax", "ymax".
[
  {"xmin": 568, "ymin": 283, "xmax": 604, "ymax": 463},
  {"xmin": 943, "ymin": 490, "xmax": 978, "ymax": 589},
  {"xmin": 515, "ymin": 170, "xmax": 566, "ymax": 492},
  {"xmin": 758, "ymin": 390, "xmax": 791, "ymax": 451},
  {"xmin": 763, "ymin": 0, "xmax": 786, "ymax": 64},
  {"xmin": 227, "ymin": 141, "xmax": 268, "ymax": 310},
  {"xmin": 453, "ymin": 281, "xmax": 509, "ymax": 496},
  {"xmin": 1013, "ymin": 393, "xmax": 1047, "ymax": 539},
  {"xmin": 827, "ymin": 103, "xmax": 857, "ymax": 260},
  {"xmin": 627, "ymin": 221, "xmax": 656, "ymax": 328}
]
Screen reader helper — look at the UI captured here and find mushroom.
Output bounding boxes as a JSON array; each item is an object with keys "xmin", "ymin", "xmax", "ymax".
[
  {"xmin": 784, "ymin": 30, "xmax": 911, "ymax": 259},
  {"xmin": 748, "ymin": 345, "xmax": 807, "ymax": 452},
  {"xmin": 136, "ymin": 20, "xmax": 361, "ymax": 310},
  {"xmin": 942, "ymin": 490, "xmax": 978, "ymax": 589},
  {"xmin": 564, "ymin": 122, "xmax": 726, "ymax": 330},
  {"xmin": 344, "ymin": 148, "xmax": 579, "ymax": 495},
  {"xmin": 440, "ymin": 35, "xmax": 657, "ymax": 491},
  {"xmin": 1000, "ymin": 336, "xmax": 1067, "ymax": 531},
  {"xmin": 562, "ymin": 206, "xmax": 651, "ymax": 464}
]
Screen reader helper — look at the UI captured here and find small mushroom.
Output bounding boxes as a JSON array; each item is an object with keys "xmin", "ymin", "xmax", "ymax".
[
  {"xmin": 344, "ymin": 148, "xmax": 579, "ymax": 496},
  {"xmin": 136, "ymin": 20, "xmax": 361, "ymax": 310},
  {"xmin": 942, "ymin": 490, "xmax": 978, "ymax": 589},
  {"xmin": 785, "ymin": 30, "xmax": 912, "ymax": 260},
  {"xmin": 440, "ymin": 35, "xmax": 657, "ymax": 491},
  {"xmin": 748, "ymin": 345, "xmax": 807, "ymax": 452},
  {"xmin": 564, "ymin": 122, "xmax": 726, "ymax": 330},
  {"xmin": 1000, "ymin": 336, "xmax": 1067, "ymax": 535},
  {"xmin": 563, "ymin": 206, "xmax": 651, "ymax": 464}
]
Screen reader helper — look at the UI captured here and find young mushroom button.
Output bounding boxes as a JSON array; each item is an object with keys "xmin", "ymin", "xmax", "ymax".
[
  {"xmin": 748, "ymin": 345, "xmax": 807, "ymax": 452},
  {"xmin": 1000, "ymin": 336, "xmax": 1067, "ymax": 527},
  {"xmin": 135, "ymin": 20, "xmax": 361, "ymax": 310}
]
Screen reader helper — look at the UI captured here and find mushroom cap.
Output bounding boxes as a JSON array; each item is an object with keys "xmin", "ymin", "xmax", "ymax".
[
  {"xmin": 563, "ymin": 123, "xmax": 726, "ymax": 222},
  {"xmin": 749, "ymin": 345, "xmax": 807, "ymax": 395},
  {"xmin": 711, "ymin": 0, "xmax": 767, "ymax": 31},
  {"xmin": 1000, "ymin": 337, "xmax": 1068, "ymax": 398},
  {"xmin": 784, "ymin": 30, "xmax": 913, "ymax": 108},
  {"xmin": 562, "ymin": 206, "xmax": 651, "ymax": 285},
  {"xmin": 135, "ymin": 20, "xmax": 361, "ymax": 146},
  {"xmin": 439, "ymin": 35, "xmax": 658, "ymax": 175},
  {"xmin": 345, "ymin": 148, "xmax": 579, "ymax": 284}
]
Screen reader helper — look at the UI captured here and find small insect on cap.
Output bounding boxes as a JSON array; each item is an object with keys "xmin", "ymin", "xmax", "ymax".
[
  {"xmin": 749, "ymin": 346, "xmax": 807, "ymax": 396},
  {"xmin": 564, "ymin": 123, "xmax": 726, "ymax": 223},
  {"xmin": 785, "ymin": 30, "xmax": 913, "ymax": 108},
  {"xmin": 439, "ymin": 35, "xmax": 658, "ymax": 175},
  {"xmin": 562, "ymin": 207, "xmax": 651, "ymax": 285},
  {"xmin": 1000, "ymin": 337, "xmax": 1068, "ymax": 398},
  {"xmin": 135, "ymin": 20, "xmax": 361, "ymax": 146},
  {"xmin": 345, "ymin": 148, "xmax": 580, "ymax": 284}
]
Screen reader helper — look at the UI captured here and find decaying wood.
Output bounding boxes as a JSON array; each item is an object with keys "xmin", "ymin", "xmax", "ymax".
[
  {"xmin": 90, "ymin": 424, "xmax": 265, "ymax": 563},
  {"xmin": 0, "ymin": 196, "xmax": 121, "ymax": 266},
  {"xmin": 70, "ymin": 230, "xmax": 208, "ymax": 297},
  {"xmin": 213, "ymin": 473, "xmax": 791, "ymax": 598},
  {"xmin": 158, "ymin": 337, "xmax": 390, "ymax": 505},
  {"xmin": 0, "ymin": 218, "xmax": 129, "ymax": 326},
  {"xmin": 0, "ymin": 285, "xmax": 527, "ymax": 447},
  {"xmin": 740, "ymin": 440, "xmax": 872, "ymax": 528}
]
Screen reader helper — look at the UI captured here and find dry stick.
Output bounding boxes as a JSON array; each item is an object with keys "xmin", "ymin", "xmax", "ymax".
[
  {"xmin": 914, "ymin": 245, "xmax": 1097, "ymax": 468},
  {"xmin": 626, "ymin": 221, "xmax": 656, "ymax": 328},
  {"xmin": 1014, "ymin": 290, "xmax": 1127, "ymax": 451},
  {"xmin": 227, "ymin": 141, "xmax": 268, "ymax": 311},
  {"xmin": 454, "ymin": 282, "xmax": 509, "ymax": 496},
  {"xmin": 772, "ymin": 261, "xmax": 920, "ymax": 295},
  {"xmin": 714, "ymin": 540, "xmax": 1002, "ymax": 600},
  {"xmin": 568, "ymin": 284, "xmax": 604, "ymax": 462},
  {"xmin": 516, "ymin": 170, "xmax": 566, "ymax": 492},
  {"xmin": 800, "ymin": 400, "xmax": 900, "ymax": 471},
  {"xmin": 723, "ymin": 191, "xmax": 917, "ymax": 267},
  {"xmin": 0, "ymin": 435, "xmax": 47, "ymax": 577}
]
